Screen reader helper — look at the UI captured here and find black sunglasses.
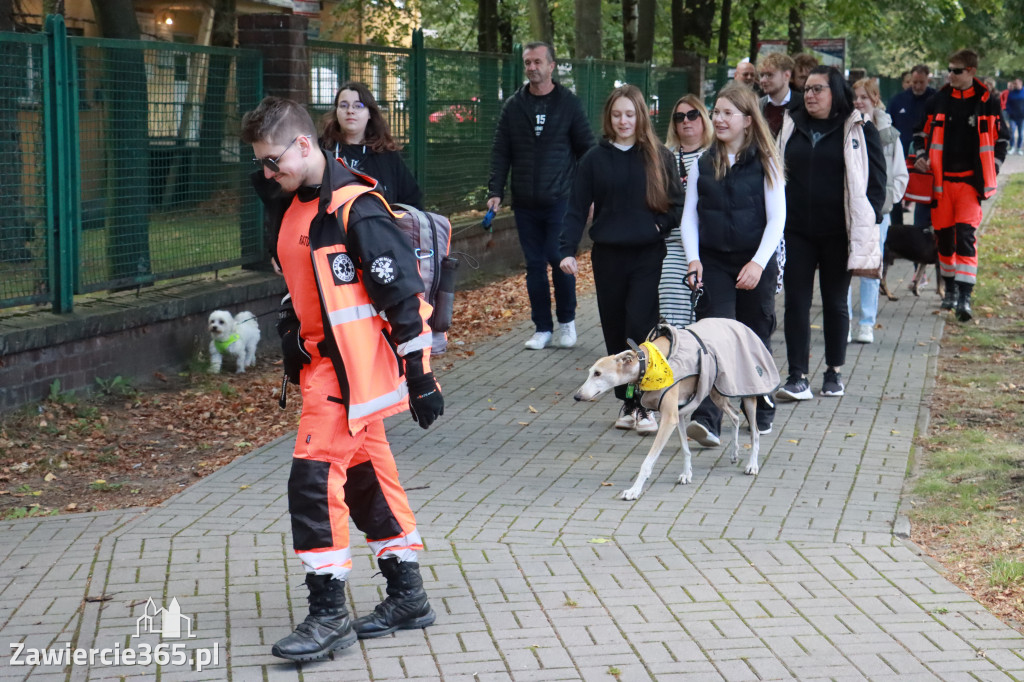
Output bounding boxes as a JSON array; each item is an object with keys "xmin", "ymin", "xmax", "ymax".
[
  {"xmin": 948, "ymin": 67, "xmax": 966, "ymax": 75},
  {"xmin": 673, "ymin": 110, "xmax": 701, "ymax": 123},
  {"xmin": 253, "ymin": 136, "xmax": 298, "ymax": 173}
]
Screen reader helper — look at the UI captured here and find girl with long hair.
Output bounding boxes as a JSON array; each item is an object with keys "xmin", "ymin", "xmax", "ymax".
[
  {"xmin": 559, "ymin": 84, "xmax": 685, "ymax": 434},
  {"xmin": 682, "ymin": 82, "xmax": 785, "ymax": 442},
  {"xmin": 660, "ymin": 94, "xmax": 714, "ymax": 327},
  {"xmin": 319, "ymin": 81, "xmax": 423, "ymax": 208}
]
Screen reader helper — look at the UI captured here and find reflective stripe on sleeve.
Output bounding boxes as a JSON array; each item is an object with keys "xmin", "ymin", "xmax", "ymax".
[{"xmin": 397, "ymin": 330, "xmax": 432, "ymax": 357}]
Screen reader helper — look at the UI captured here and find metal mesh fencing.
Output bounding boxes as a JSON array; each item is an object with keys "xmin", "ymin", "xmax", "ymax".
[
  {"xmin": 0, "ymin": 32, "xmax": 50, "ymax": 307},
  {"xmin": 422, "ymin": 48, "xmax": 520, "ymax": 214},
  {"xmin": 71, "ymin": 38, "xmax": 263, "ymax": 292}
]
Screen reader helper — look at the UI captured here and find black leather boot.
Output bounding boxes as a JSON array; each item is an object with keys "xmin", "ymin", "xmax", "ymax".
[
  {"xmin": 353, "ymin": 558, "xmax": 436, "ymax": 639},
  {"xmin": 271, "ymin": 573, "xmax": 357, "ymax": 661},
  {"xmin": 940, "ymin": 277, "xmax": 957, "ymax": 310},
  {"xmin": 956, "ymin": 283, "xmax": 974, "ymax": 322}
]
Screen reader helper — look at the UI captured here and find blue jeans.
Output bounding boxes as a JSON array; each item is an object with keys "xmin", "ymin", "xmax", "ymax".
[
  {"xmin": 848, "ymin": 215, "xmax": 891, "ymax": 326},
  {"xmin": 513, "ymin": 201, "xmax": 576, "ymax": 332},
  {"xmin": 1011, "ymin": 118, "xmax": 1024, "ymax": 151}
]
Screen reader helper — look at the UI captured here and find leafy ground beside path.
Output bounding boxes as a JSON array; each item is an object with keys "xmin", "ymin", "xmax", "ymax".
[
  {"xmin": 905, "ymin": 173, "xmax": 1024, "ymax": 632},
  {"xmin": 2, "ymin": 189, "xmax": 1023, "ymax": 634}
]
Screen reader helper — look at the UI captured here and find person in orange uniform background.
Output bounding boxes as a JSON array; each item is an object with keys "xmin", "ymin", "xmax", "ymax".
[
  {"xmin": 913, "ymin": 49, "xmax": 1009, "ymax": 322},
  {"xmin": 242, "ymin": 96, "xmax": 444, "ymax": 663}
]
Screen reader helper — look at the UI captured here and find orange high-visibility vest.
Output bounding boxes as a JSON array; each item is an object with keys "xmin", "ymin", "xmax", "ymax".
[
  {"xmin": 921, "ymin": 81, "xmax": 1000, "ymax": 200},
  {"xmin": 305, "ymin": 183, "xmax": 434, "ymax": 435}
]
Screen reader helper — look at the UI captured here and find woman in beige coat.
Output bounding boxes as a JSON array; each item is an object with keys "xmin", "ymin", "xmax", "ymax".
[{"xmin": 775, "ymin": 66, "xmax": 886, "ymax": 400}]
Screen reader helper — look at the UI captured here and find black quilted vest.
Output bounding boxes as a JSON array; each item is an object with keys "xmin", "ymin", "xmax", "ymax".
[{"xmin": 696, "ymin": 146, "xmax": 767, "ymax": 255}]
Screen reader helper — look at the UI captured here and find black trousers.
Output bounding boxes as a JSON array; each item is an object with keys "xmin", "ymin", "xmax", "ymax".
[
  {"xmin": 783, "ymin": 230, "xmax": 851, "ymax": 377},
  {"xmin": 691, "ymin": 249, "xmax": 778, "ymax": 433},
  {"xmin": 591, "ymin": 241, "xmax": 665, "ymax": 402}
]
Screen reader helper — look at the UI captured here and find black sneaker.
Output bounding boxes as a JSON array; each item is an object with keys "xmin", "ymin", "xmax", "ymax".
[
  {"xmin": 821, "ymin": 368, "xmax": 845, "ymax": 397},
  {"xmin": 775, "ymin": 374, "xmax": 812, "ymax": 402},
  {"xmin": 685, "ymin": 420, "xmax": 721, "ymax": 447}
]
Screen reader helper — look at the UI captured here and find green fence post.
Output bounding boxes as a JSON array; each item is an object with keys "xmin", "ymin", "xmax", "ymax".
[
  {"xmin": 44, "ymin": 14, "xmax": 75, "ymax": 313},
  {"xmin": 410, "ymin": 29, "xmax": 426, "ymax": 184}
]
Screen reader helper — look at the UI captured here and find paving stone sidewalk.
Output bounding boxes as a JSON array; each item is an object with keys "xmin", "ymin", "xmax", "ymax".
[{"xmin": 3, "ymin": 229, "xmax": 1024, "ymax": 677}]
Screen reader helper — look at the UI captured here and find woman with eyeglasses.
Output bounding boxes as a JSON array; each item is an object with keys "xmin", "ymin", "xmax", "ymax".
[
  {"xmin": 559, "ymin": 84, "xmax": 685, "ymax": 435},
  {"xmin": 680, "ymin": 83, "xmax": 785, "ymax": 443},
  {"xmin": 775, "ymin": 65, "xmax": 886, "ymax": 401},
  {"xmin": 660, "ymin": 95, "xmax": 714, "ymax": 328},
  {"xmin": 320, "ymin": 82, "xmax": 423, "ymax": 209}
]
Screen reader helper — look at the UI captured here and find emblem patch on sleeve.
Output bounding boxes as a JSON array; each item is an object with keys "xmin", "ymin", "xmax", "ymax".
[
  {"xmin": 328, "ymin": 252, "xmax": 356, "ymax": 285},
  {"xmin": 369, "ymin": 251, "xmax": 402, "ymax": 285}
]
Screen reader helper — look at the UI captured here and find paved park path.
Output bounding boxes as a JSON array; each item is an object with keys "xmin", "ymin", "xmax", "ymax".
[{"xmin": 3, "ymin": 157, "xmax": 1024, "ymax": 680}]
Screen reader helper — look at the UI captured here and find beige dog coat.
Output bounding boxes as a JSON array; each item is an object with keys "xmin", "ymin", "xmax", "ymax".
[{"xmin": 637, "ymin": 318, "xmax": 781, "ymax": 412}]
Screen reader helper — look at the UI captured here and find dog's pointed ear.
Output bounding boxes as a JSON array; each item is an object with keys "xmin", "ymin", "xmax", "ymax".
[{"xmin": 616, "ymin": 350, "xmax": 637, "ymax": 367}]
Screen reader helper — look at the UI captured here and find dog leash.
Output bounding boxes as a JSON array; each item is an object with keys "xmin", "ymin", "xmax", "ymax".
[{"xmin": 685, "ymin": 272, "xmax": 703, "ymax": 326}]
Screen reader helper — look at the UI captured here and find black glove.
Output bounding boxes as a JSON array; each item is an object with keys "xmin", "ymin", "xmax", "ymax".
[
  {"xmin": 277, "ymin": 296, "xmax": 310, "ymax": 385},
  {"xmin": 404, "ymin": 351, "xmax": 444, "ymax": 429}
]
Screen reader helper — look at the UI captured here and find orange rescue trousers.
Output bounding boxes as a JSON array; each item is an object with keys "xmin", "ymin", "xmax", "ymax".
[
  {"xmin": 288, "ymin": 357, "xmax": 422, "ymax": 581},
  {"xmin": 931, "ymin": 178, "xmax": 982, "ymax": 285}
]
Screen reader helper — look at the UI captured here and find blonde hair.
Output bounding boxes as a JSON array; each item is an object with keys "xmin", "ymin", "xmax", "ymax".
[
  {"xmin": 852, "ymin": 77, "xmax": 883, "ymax": 110},
  {"xmin": 665, "ymin": 94, "xmax": 714, "ymax": 151},
  {"xmin": 709, "ymin": 83, "xmax": 783, "ymax": 189},
  {"xmin": 602, "ymin": 84, "xmax": 669, "ymax": 213}
]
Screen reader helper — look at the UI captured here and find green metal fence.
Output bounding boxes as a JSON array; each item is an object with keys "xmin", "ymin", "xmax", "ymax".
[
  {"xmin": 0, "ymin": 16, "xmax": 261, "ymax": 313},
  {"xmin": 0, "ymin": 31, "xmax": 50, "ymax": 308},
  {"xmin": 1, "ymin": 19, "xmax": 692, "ymax": 313},
  {"xmin": 307, "ymin": 37, "xmax": 692, "ymax": 216}
]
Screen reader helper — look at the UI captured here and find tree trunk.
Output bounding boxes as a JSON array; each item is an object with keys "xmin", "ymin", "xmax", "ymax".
[
  {"xmin": 636, "ymin": 0, "xmax": 655, "ymax": 62},
  {"xmin": 477, "ymin": 0, "xmax": 498, "ymax": 52},
  {"xmin": 198, "ymin": 0, "xmax": 234, "ymax": 183},
  {"xmin": 748, "ymin": 0, "xmax": 761, "ymax": 63},
  {"xmin": 787, "ymin": 1, "xmax": 804, "ymax": 55},
  {"xmin": 91, "ymin": 0, "xmax": 152, "ymax": 283},
  {"xmin": 528, "ymin": 0, "xmax": 554, "ymax": 46},
  {"xmin": 574, "ymin": 0, "xmax": 602, "ymax": 58},
  {"xmin": 497, "ymin": 0, "xmax": 514, "ymax": 54},
  {"xmin": 673, "ymin": 0, "xmax": 716, "ymax": 95},
  {"xmin": 622, "ymin": 0, "xmax": 638, "ymax": 62},
  {"xmin": 717, "ymin": 0, "xmax": 732, "ymax": 65}
]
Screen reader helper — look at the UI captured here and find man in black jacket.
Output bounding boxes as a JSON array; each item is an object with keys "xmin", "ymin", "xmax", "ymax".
[{"xmin": 487, "ymin": 42, "xmax": 596, "ymax": 350}]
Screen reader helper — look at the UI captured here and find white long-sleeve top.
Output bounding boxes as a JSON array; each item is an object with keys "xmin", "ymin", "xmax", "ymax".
[{"xmin": 680, "ymin": 153, "xmax": 786, "ymax": 268}]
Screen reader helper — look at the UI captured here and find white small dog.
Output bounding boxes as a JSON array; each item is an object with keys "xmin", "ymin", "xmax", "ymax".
[{"xmin": 208, "ymin": 310, "xmax": 260, "ymax": 374}]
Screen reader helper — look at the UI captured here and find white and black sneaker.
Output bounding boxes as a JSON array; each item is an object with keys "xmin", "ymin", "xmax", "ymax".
[
  {"xmin": 821, "ymin": 368, "xmax": 845, "ymax": 397},
  {"xmin": 775, "ymin": 374, "xmax": 812, "ymax": 401},
  {"xmin": 614, "ymin": 403, "xmax": 636, "ymax": 430}
]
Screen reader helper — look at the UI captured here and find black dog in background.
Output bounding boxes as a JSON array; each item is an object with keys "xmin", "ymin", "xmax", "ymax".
[{"xmin": 882, "ymin": 217, "xmax": 941, "ymax": 300}]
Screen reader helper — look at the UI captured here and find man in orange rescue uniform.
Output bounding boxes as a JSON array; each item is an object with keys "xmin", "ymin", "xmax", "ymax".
[
  {"xmin": 242, "ymin": 97, "xmax": 444, "ymax": 662},
  {"xmin": 913, "ymin": 48, "xmax": 1009, "ymax": 322}
]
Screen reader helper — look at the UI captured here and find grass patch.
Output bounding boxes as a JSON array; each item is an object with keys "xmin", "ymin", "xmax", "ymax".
[
  {"xmin": 0, "ymin": 506, "xmax": 59, "ymax": 521},
  {"xmin": 908, "ymin": 172, "xmax": 1024, "ymax": 630}
]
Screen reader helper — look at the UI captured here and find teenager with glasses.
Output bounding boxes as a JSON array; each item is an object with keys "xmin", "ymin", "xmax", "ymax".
[
  {"xmin": 776, "ymin": 65, "xmax": 886, "ymax": 401},
  {"xmin": 319, "ymin": 81, "xmax": 423, "ymax": 209},
  {"xmin": 559, "ymin": 84, "xmax": 685, "ymax": 435},
  {"xmin": 912, "ymin": 49, "xmax": 1009, "ymax": 322},
  {"xmin": 681, "ymin": 83, "xmax": 785, "ymax": 443},
  {"xmin": 660, "ymin": 94, "xmax": 714, "ymax": 328}
]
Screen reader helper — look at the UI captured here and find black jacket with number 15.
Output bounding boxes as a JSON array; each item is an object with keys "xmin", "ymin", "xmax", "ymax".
[{"xmin": 487, "ymin": 82, "xmax": 596, "ymax": 209}]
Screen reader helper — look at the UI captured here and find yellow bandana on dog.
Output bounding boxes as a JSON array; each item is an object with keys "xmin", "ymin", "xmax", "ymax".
[{"xmin": 638, "ymin": 341, "xmax": 674, "ymax": 391}]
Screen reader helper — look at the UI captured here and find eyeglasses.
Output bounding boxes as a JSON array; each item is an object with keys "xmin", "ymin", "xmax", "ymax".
[
  {"xmin": 253, "ymin": 136, "xmax": 298, "ymax": 173},
  {"xmin": 673, "ymin": 110, "xmax": 701, "ymax": 123},
  {"xmin": 948, "ymin": 67, "xmax": 966, "ymax": 75},
  {"xmin": 336, "ymin": 101, "xmax": 367, "ymax": 111},
  {"xmin": 711, "ymin": 109, "xmax": 746, "ymax": 120},
  {"xmin": 805, "ymin": 84, "xmax": 830, "ymax": 95}
]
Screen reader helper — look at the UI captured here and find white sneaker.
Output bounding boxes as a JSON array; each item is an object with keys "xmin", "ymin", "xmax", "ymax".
[
  {"xmin": 614, "ymin": 404, "xmax": 636, "ymax": 430},
  {"xmin": 524, "ymin": 331, "xmax": 552, "ymax": 350},
  {"xmin": 554, "ymin": 321, "xmax": 577, "ymax": 348},
  {"xmin": 854, "ymin": 323, "xmax": 874, "ymax": 344},
  {"xmin": 635, "ymin": 408, "xmax": 658, "ymax": 435}
]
